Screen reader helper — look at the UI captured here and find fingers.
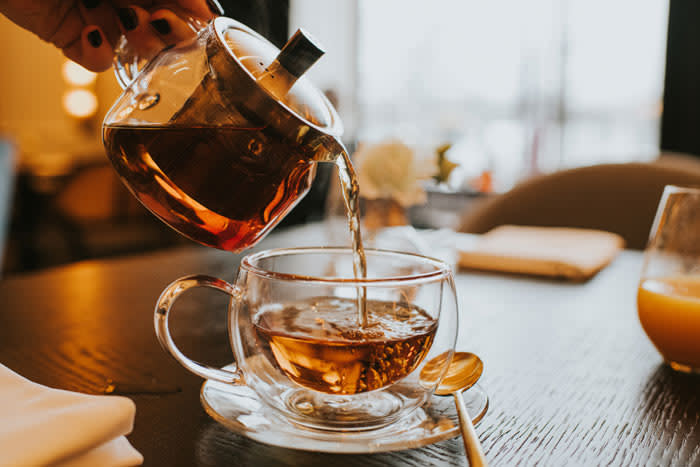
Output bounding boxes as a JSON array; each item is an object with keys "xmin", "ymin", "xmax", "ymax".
[
  {"xmin": 47, "ymin": 3, "xmax": 85, "ymax": 50},
  {"xmin": 59, "ymin": 1, "xmax": 218, "ymax": 72},
  {"xmin": 149, "ymin": 9, "xmax": 198, "ymax": 45},
  {"xmin": 174, "ymin": 0, "xmax": 223, "ymax": 21},
  {"xmin": 115, "ymin": 6, "xmax": 196, "ymax": 63},
  {"xmin": 78, "ymin": 0, "xmax": 121, "ymax": 50},
  {"xmin": 62, "ymin": 26, "xmax": 114, "ymax": 72},
  {"xmin": 118, "ymin": 6, "xmax": 165, "ymax": 60}
]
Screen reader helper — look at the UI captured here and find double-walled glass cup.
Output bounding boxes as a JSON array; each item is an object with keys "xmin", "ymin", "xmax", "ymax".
[
  {"xmin": 638, "ymin": 185, "xmax": 700, "ymax": 373},
  {"xmin": 155, "ymin": 247, "xmax": 458, "ymax": 431}
]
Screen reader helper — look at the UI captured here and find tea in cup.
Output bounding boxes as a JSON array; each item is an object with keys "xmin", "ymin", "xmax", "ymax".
[{"xmin": 155, "ymin": 247, "xmax": 458, "ymax": 430}]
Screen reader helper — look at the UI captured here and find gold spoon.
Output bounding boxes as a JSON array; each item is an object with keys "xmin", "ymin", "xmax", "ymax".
[{"xmin": 422, "ymin": 352, "xmax": 488, "ymax": 467}]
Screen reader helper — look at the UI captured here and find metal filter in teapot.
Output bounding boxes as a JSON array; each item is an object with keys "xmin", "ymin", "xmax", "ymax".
[{"xmin": 103, "ymin": 15, "xmax": 344, "ymax": 251}]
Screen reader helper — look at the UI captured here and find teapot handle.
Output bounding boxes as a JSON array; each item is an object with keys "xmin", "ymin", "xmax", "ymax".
[{"xmin": 113, "ymin": 13, "xmax": 209, "ymax": 89}]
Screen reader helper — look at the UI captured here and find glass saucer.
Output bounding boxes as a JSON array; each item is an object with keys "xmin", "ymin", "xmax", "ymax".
[{"xmin": 200, "ymin": 364, "xmax": 489, "ymax": 454}]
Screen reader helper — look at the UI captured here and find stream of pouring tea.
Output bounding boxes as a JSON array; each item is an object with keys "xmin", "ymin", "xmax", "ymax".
[
  {"xmin": 104, "ymin": 124, "xmax": 369, "ymax": 327},
  {"xmin": 336, "ymin": 149, "xmax": 368, "ymax": 327}
]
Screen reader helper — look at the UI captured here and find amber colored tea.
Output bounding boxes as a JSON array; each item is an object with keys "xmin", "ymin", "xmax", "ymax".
[
  {"xmin": 105, "ymin": 124, "xmax": 371, "ymax": 327},
  {"xmin": 253, "ymin": 296, "xmax": 437, "ymax": 394},
  {"xmin": 335, "ymin": 152, "xmax": 368, "ymax": 325},
  {"xmin": 103, "ymin": 124, "xmax": 317, "ymax": 252}
]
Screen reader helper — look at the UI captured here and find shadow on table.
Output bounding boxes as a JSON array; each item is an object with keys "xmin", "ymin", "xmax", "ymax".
[
  {"xmin": 196, "ymin": 422, "xmax": 465, "ymax": 467},
  {"xmin": 638, "ymin": 364, "xmax": 700, "ymax": 407}
]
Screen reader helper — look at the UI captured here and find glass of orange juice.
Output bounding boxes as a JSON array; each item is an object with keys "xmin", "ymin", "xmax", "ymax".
[{"xmin": 638, "ymin": 185, "xmax": 700, "ymax": 373}]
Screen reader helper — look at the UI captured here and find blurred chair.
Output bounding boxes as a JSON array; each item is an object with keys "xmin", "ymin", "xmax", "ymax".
[
  {"xmin": 0, "ymin": 138, "xmax": 16, "ymax": 273},
  {"xmin": 51, "ymin": 162, "xmax": 184, "ymax": 260},
  {"xmin": 458, "ymin": 159, "xmax": 700, "ymax": 250},
  {"xmin": 6, "ymin": 159, "xmax": 186, "ymax": 273}
]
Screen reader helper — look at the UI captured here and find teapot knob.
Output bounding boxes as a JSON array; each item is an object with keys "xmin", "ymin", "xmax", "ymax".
[
  {"xmin": 276, "ymin": 28, "xmax": 325, "ymax": 79},
  {"xmin": 256, "ymin": 28, "xmax": 325, "ymax": 100}
]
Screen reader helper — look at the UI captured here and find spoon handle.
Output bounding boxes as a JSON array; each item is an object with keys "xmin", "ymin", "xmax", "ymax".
[{"xmin": 453, "ymin": 391, "xmax": 488, "ymax": 467}]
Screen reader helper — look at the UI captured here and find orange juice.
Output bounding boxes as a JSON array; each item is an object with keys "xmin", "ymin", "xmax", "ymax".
[{"xmin": 637, "ymin": 276, "xmax": 700, "ymax": 372}]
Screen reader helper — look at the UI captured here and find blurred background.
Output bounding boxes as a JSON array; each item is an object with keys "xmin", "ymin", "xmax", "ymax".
[{"xmin": 0, "ymin": 0, "xmax": 697, "ymax": 274}]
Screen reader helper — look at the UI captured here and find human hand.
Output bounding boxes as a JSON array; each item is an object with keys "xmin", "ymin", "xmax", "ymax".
[{"xmin": 0, "ymin": 0, "xmax": 224, "ymax": 71}]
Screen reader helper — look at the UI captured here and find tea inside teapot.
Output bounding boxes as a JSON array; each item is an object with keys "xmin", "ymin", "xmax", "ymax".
[{"xmin": 103, "ymin": 18, "xmax": 345, "ymax": 252}]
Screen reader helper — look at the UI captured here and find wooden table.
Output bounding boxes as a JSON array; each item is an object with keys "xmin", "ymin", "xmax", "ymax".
[{"xmin": 1, "ymin": 224, "xmax": 698, "ymax": 466}]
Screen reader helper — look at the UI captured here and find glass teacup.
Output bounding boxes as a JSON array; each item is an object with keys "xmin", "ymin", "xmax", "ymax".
[
  {"xmin": 155, "ymin": 247, "xmax": 458, "ymax": 431},
  {"xmin": 638, "ymin": 185, "xmax": 700, "ymax": 373}
]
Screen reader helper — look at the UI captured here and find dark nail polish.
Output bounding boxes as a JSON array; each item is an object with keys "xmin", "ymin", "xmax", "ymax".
[
  {"xmin": 81, "ymin": 0, "xmax": 100, "ymax": 9},
  {"xmin": 206, "ymin": 0, "xmax": 225, "ymax": 15},
  {"xmin": 117, "ymin": 8, "xmax": 138, "ymax": 31},
  {"xmin": 150, "ymin": 19, "xmax": 171, "ymax": 35},
  {"xmin": 87, "ymin": 29, "xmax": 102, "ymax": 47}
]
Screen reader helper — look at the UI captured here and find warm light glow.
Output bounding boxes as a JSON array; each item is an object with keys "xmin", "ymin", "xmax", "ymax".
[
  {"xmin": 63, "ymin": 89, "xmax": 98, "ymax": 118},
  {"xmin": 62, "ymin": 60, "xmax": 97, "ymax": 86}
]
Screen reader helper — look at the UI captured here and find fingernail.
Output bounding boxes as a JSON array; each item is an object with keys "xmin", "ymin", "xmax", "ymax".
[
  {"xmin": 150, "ymin": 19, "xmax": 171, "ymax": 35},
  {"xmin": 87, "ymin": 29, "xmax": 102, "ymax": 47},
  {"xmin": 81, "ymin": 0, "xmax": 100, "ymax": 9},
  {"xmin": 206, "ymin": 0, "xmax": 225, "ymax": 15},
  {"xmin": 117, "ymin": 8, "xmax": 138, "ymax": 31}
]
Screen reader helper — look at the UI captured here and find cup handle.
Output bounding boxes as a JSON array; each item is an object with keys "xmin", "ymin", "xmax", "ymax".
[{"xmin": 154, "ymin": 274, "xmax": 243, "ymax": 384}]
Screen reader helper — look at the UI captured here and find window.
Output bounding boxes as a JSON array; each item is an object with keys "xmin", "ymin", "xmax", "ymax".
[{"xmin": 290, "ymin": 0, "xmax": 669, "ymax": 191}]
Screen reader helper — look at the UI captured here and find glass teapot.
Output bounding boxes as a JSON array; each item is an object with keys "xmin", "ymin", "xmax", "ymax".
[{"xmin": 103, "ymin": 15, "xmax": 344, "ymax": 251}]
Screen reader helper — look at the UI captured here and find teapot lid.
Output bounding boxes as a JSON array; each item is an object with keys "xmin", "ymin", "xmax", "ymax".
[{"xmin": 209, "ymin": 17, "xmax": 343, "ymax": 137}]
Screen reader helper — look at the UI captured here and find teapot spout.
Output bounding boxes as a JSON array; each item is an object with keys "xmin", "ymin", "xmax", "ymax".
[{"xmin": 312, "ymin": 136, "xmax": 348, "ymax": 163}]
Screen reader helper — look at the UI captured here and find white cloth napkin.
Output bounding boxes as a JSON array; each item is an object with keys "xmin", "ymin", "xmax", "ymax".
[{"xmin": 0, "ymin": 364, "xmax": 143, "ymax": 467}]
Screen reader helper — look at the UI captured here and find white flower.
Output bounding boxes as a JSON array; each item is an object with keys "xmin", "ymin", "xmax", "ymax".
[{"xmin": 353, "ymin": 140, "xmax": 438, "ymax": 207}]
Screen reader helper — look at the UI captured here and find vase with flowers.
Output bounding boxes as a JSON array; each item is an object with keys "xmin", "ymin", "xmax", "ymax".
[{"xmin": 325, "ymin": 139, "xmax": 458, "ymax": 252}]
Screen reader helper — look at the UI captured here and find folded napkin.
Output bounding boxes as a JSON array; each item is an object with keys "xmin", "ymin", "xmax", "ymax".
[
  {"xmin": 0, "ymin": 364, "xmax": 143, "ymax": 467},
  {"xmin": 457, "ymin": 225, "xmax": 624, "ymax": 281}
]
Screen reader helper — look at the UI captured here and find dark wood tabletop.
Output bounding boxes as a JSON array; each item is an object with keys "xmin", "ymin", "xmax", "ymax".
[{"xmin": 0, "ymin": 224, "xmax": 698, "ymax": 466}]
